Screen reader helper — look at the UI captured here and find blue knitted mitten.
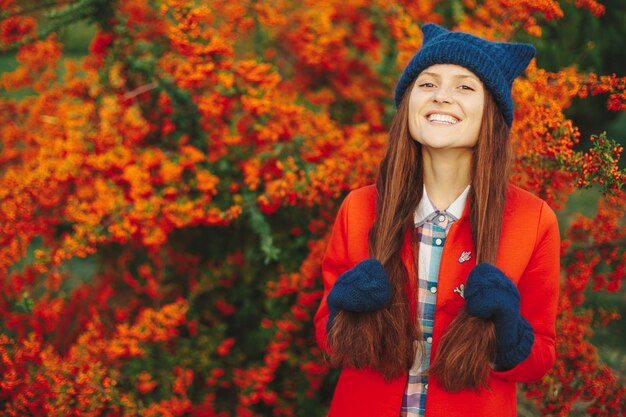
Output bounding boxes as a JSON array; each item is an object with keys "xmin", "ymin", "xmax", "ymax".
[
  {"xmin": 464, "ymin": 263, "xmax": 534, "ymax": 370},
  {"xmin": 326, "ymin": 258, "xmax": 392, "ymax": 333}
]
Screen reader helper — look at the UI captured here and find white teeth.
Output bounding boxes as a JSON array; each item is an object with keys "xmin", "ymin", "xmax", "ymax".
[{"xmin": 428, "ymin": 114, "xmax": 458, "ymax": 124}]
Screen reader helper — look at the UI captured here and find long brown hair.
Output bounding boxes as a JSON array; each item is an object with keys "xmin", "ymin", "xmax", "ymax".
[
  {"xmin": 326, "ymin": 89, "xmax": 421, "ymax": 380},
  {"xmin": 327, "ymin": 80, "xmax": 511, "ymax": 387}
]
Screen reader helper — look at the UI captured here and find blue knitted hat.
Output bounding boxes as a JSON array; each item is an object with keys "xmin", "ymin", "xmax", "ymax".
[{"xmin": 394, "ymin": 23, "xmax": 536, "ymax": 127}]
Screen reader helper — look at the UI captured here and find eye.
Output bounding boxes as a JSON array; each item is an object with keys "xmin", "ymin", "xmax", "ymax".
[
  {"xmin": 418, "ymin": 82, "xmax": 436, "ymax": 88},
  {"xmin": 459, "ymin": 84, "xmax": 475, "ymax": 91}
]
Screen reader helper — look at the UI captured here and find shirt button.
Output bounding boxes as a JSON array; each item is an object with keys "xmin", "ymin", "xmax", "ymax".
[
  {"xmin": 438, "ymin": 214, "xmax": 446, "ymax": 222},
  {"xmin": 435, "ymin": 238, "xmax": 443, "ymax": 246},
  {"xmin": 426, "ymin": 336, "xmax": 433, "ymax": 344},
  {"xmin": 430, "ymin": 286, "xmax": 437, "ymax": 294}
]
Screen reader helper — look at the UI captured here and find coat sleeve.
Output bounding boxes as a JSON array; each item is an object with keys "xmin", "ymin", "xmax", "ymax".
[
  {"xmin": 493, "ymin": 201, "xmax": 561, "ymax": 383},
  {"xmin": 314, "ymin": 191, "xmax": 356, "ymax": 353}
]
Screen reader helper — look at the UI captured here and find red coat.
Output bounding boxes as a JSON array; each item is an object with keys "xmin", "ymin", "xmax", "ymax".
[{"xmin": 314, "ymin": 184, "xmax": 560, "ymax": 417}]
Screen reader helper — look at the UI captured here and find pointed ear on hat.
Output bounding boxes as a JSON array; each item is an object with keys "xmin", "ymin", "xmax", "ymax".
[
  {"xmin": 421, "ymin": 23, "xmax": 448, "ymax": 42},
  {"xmin": 501, "ymin": 43, "xmax": 536, "ymax": 79}
]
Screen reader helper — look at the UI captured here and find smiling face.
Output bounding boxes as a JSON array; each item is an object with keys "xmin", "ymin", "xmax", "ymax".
[{"xmin": 408, "ymin": 64, "xmax": 485, "ymax": 152}]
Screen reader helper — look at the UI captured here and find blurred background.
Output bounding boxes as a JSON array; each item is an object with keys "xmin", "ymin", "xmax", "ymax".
[{"xmin": 1, "ymin": 1, "xmax": 625, "ymax": 416}]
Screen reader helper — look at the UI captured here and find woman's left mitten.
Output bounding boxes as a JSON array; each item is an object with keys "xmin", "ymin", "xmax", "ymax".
[{"xmin": 464, "ymin": 263, "xmax": 534, "ymax": 370}]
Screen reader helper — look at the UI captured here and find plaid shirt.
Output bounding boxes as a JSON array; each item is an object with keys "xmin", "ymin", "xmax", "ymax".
[{"xmin": 400, "ymin": 185, "xmax": 470, "ymax": 417}]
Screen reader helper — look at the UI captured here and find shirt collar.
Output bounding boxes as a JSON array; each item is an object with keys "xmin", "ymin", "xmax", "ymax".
[{"xmin": 414, "ymin": 184, "xmax": 471, "ymax": 225}]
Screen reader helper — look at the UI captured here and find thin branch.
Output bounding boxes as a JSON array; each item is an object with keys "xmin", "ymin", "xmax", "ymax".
[
  {"xmin": 564, "ymin": 238, "xmax": 626, "ymax": 255},
  {"xmin": 2, "ymin": 0, "xmax": 80, "ymax": 19},
  {"xmin": 0, "ymin": 0, "xmax": 97, "ymax": 53},
  {"xmin": 122, "ymin": 81, "xmax": 159, "ymax": 101}
]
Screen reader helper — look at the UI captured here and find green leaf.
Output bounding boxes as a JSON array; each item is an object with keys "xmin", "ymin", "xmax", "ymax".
[{"xmin": 247, "ymin": 205, "xmax": 280, "ymax": 264}]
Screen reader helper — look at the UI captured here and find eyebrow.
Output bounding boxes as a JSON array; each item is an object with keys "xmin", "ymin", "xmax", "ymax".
[{"xmin": 418, "ymin": 71, "xmax": 480, "ymax": 81}]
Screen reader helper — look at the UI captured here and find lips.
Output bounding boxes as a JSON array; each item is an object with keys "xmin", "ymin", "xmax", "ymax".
[{"xmin": 427, "ymin": 113, "xmax": 460, "ymax": 125}]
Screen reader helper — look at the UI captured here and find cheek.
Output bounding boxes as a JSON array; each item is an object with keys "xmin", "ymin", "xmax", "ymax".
[
  {"xmin": 407, "ymin": 92, "xmax": 430, "ymax": 133},
  {"xmin": 469, "ymin": 98, "xmax": 485, "ymax": 131},
  {"xmin": 466, "ymin": 115, "xmax": 482, "ymax": 146},
  {"xmin": 407, "ymin": 111, "xmax": 422, "ymax": 142},
  {"xmin": 473, "ymin": 95, "xmax": 486, "ymax": 120}
]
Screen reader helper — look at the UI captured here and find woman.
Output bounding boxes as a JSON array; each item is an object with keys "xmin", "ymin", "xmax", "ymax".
[{"xmin": 313, "ymin": 23, "xmax": 560, "ymax": 417}]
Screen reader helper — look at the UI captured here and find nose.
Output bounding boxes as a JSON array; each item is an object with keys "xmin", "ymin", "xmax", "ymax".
[{"xmin": 433, "ymin": 87, "xmax": 453, "ymax": 104}]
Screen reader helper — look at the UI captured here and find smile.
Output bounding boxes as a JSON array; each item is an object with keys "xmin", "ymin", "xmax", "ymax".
[{"xmin": 427, "ymin": 113, "xmax": 459, "ymax": 125}]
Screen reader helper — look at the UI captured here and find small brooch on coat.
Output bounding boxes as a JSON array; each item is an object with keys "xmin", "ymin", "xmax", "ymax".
[
  {"xmin": 453, "ymin": 283, "xmax": 465, "ymax": 299},
  {"xmin": 458, "ymin": 251, "xmax": 472, "ymax": 263}
]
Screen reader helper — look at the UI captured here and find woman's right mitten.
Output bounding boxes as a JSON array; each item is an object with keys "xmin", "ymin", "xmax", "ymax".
[{"xmin": 326, "ymin": 258, "xmax": 392, "ymax": 333}]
